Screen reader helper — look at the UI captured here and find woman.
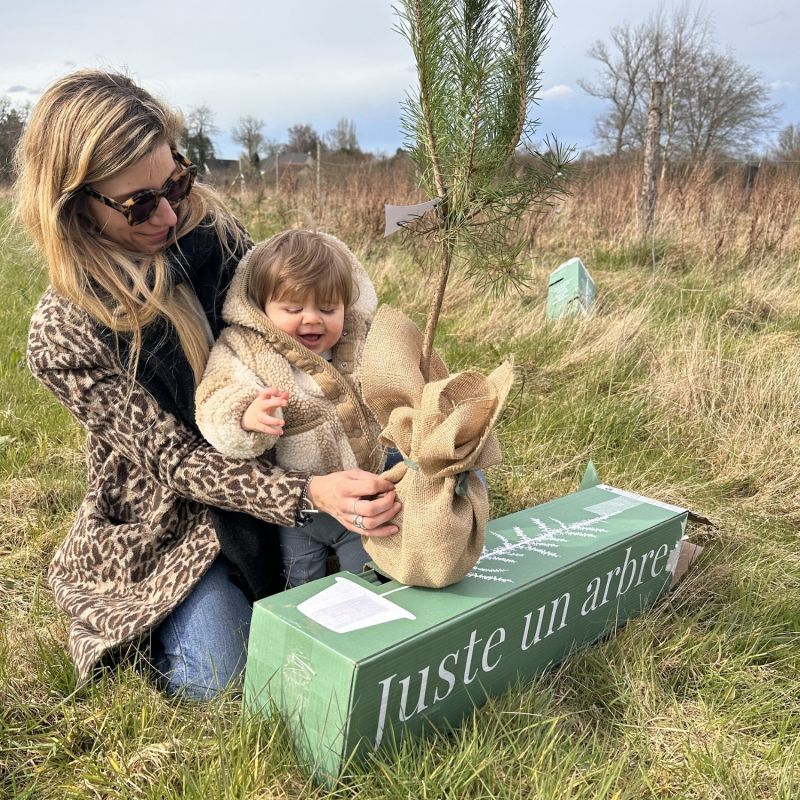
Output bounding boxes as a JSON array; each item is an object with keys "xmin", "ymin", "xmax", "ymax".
[{"xmin": 15, "ymin": 70, "xmax": 400, "ymax": 700}]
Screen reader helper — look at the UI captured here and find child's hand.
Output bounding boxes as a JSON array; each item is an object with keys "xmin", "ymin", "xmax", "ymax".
[{"xmin": 241, "ymin": 388, "xmax": 289, "ymax": 436}]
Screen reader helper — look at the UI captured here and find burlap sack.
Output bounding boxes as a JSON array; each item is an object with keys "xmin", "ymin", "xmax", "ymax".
[{"xmin": 360, "ymin": 305, "xmax": 514, "ymax": 588}]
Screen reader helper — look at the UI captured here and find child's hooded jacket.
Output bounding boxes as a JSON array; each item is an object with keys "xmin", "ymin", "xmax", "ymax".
[{"xmin": 195, "ymin": 231, "xmax": 384, "ymax": 475}]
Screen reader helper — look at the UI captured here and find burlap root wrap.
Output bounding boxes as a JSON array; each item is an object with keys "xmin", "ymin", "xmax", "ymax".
[{"xmin": 360, "ymin": 305, "xmax": 513, "ymax": 588}]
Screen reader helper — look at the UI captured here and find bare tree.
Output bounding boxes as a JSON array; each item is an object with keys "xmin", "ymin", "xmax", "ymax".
[
  {"xmin": 773, "ymin": 123, "xmax": 800, "ymax": 161},
  {"xmin": 325, "ymin": 118, "xmax": 360, "ymax": 153},
  {"xmin": 578, "ymin": 25, "xmax": 650, "ymax": 156},
  {"xmin": 262, "ymin": 137, "xmax": 282, "ymax": 160},
  {"xmin": 284, "ymin": 123, "xmax": 323, "ymax": 155},
  {"xmin": 232, "ymin": 116, "xmax": 265, "ymax": 172},
  {"xmin": 0, "ymin": 97, "xmax": 26, "ymax": 182},
  {"xmin": 648, "ymin": 5, "xmax": 713, "ymax": 174},
  {"xmin": 181, "ymin": 105, "xmax": 217, "ymax": 169},
  {"xmin": 581, "ymin": 4, "xmax": 779, "ymax": 163},
  {"xmin": 677, "ymin": 50, "xmax": 779, "ymax": 160}
]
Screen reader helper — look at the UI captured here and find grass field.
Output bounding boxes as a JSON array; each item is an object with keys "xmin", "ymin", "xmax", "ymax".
[{"xmin": 1, "ymin": 168, "xmax": 799, "ymax": 799}]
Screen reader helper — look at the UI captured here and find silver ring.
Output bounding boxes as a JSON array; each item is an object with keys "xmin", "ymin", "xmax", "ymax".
[
  {"xmin": 350, "ymin": 498, "xmax": 358, "ymax": 515},
  {"xmin": 353, "ymin": 514, "xmax": 365, "ymax": 529}
]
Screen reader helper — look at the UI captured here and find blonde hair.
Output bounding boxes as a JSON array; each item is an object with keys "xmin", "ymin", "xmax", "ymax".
[
  {"xmin": 13, "ymin": 69, "xmax": 245, "ymax": 382},
  {"xmin": 247, "ymin": 230, "xmax": 355, "ymax": 311}
]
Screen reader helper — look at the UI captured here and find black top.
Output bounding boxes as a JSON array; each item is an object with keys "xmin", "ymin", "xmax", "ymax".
[{"xmin": 97, "ymin": 222, "xmax": 284, "ymax": 602}]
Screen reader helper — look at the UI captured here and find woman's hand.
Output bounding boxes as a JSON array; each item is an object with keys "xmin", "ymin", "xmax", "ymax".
[{"xmin": 306, "ymin": 470, "xmax": 401, "ymax": 537}]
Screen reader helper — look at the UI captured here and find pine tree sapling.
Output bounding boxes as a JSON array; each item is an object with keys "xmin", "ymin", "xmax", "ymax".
[
  {"xmin": 359, "ymin": 1, "xmax": 570, "ymax": 587},
  {"xmin": 395, "ymin": 0, "xmax": 572, "ymax": 377}
]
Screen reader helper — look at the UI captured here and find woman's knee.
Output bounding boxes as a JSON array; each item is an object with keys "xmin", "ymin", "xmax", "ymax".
[{"xmin": 150, "ymin": 557, "xmax": 252, "ymax": 700}]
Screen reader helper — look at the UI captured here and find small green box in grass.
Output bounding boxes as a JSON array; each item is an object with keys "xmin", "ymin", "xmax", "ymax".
[
  {"xmin": 546, "ymin": 257, "xmax": 596, "ymax": 319},
  {"xmin": 244, "ymin": 480, "xmax": 689, "ymax": 781}
]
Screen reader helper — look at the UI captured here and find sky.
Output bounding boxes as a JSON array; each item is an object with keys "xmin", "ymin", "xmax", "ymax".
[{"xmin": 2, "ymin": 1, "xmax": 798, "ymax": 159}]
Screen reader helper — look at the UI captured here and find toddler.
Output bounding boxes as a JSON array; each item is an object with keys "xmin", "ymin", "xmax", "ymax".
[{"xmin": 195, "ymin": 229, "xmax": 385, "ymax": 588}]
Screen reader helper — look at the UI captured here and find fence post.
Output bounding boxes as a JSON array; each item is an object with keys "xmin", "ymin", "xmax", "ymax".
[{"xmin": 316, "ymin": 141, "xmax": 321, "ymax": 199}]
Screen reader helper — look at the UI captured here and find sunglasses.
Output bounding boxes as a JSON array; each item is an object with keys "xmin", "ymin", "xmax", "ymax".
[{"xmin": 82, "ymin": 149, "xmax": 198, "ymax": 226}]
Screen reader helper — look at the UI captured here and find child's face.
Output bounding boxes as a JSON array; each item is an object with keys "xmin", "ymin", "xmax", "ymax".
[{"xmin": 265, "ymin": 293, "xmax": 345, "ymax": 354}]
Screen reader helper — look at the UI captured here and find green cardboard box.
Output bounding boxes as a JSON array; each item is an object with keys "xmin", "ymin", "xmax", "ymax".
[
  {"xmin": 244, "ymin": 480, "xmax": 688, "ymax": 780},
  {"xmin": 546, "ymin": 257, "xmax": 596, "ymax": 319}
]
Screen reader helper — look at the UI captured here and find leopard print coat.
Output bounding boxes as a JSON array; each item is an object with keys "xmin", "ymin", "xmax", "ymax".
[{"xmin": 27, "ymin": 237, "xmax": 307, "ymax": 683}]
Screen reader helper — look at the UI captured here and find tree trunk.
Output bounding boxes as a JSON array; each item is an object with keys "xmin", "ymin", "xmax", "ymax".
[
  {"xmin": 660, "ymin": 95, "xmax": 674, "ymax": 182},
  {"xmin": 638, "ymin": 80, "xmax": 663, "ymax": 239},
  {"xmin": 420, "ymin": 235, "xmax": 453, "ymax": 381}
]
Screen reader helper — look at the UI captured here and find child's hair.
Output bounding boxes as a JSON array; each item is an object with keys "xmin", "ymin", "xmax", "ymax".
[{"xmin": 247, "ymin": 230, "xmax": 356, "ymax": 309}]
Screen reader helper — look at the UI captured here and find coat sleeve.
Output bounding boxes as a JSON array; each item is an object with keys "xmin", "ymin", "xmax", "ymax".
[
  {"xmin": 27, "ymin": 289, "xmax": 305, "ymax": 527},
  {"xmin": 195, "ymin": 329, "xmax": 280, "ymax": 459}
]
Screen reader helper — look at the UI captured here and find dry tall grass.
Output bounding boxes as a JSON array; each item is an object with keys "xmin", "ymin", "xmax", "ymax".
[
  {"xmin": 529, "ymin": 162, "xmax": 800, "ymax": 267},
  {"xmin": 225, "ymin": 158, "xmax": 800, "ymax": 270}
]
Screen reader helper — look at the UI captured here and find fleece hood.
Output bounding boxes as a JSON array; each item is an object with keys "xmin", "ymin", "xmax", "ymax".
[{"xmin": 222, "ymin": 231, "xmax": 377, "ymax": 359}]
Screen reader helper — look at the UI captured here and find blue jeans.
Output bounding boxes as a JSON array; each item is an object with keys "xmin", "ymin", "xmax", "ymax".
[
  {"xmin": 384, "ymin": 447, "xmax": 404, "ymax": 470},
  {"xmin": 150, "ymin": 556, "xmax": 251, "ymax": 701},
  {"xmin": 279, "ymin": 513, "xmax": 369, "ymax": 589}
]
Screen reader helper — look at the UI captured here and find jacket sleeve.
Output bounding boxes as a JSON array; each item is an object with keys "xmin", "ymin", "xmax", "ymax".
[
  {"xmin": 195, "ymin": 329, "xmax": 280, "ymax": 459},
  {"xmin": 27, "ymin": 289, "xmax": 305, "ymax": 527}
]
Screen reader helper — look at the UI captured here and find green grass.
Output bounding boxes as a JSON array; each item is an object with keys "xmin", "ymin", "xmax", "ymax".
[{"xmin": 2, "ymin": 198, "xmax": 799, "ymax": 798}]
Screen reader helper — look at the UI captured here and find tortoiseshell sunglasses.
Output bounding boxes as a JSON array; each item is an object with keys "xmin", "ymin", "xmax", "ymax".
[{"xmin": 82, "ymin": 149, "xmax": 198, "ymax": 226}]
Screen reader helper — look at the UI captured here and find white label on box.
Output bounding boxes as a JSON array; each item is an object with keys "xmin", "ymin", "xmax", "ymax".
[
  {"xmin": 585, "ymin": 494, "xmax": 641, "ymax": 517},
  {"xmin": 597, "ymin": 484, "xmax": 687, "ymax": 514},
  {"xmin": 297, "ymin": 576, "xmax": 416, "ymax": 633}
]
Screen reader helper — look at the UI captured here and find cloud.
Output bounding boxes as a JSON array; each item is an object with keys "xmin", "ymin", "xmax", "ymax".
[
  {"xmin": 4, "ymin": 84, "xmax": 42, "ymax": 99},
  {"xmin": 770, "ymin": 80, "xmax": 796, "ymax": 92},
  {"xmin": 540, "ymin": 84, "xmax": 574, "ymax": 101},
  {"xmin": 749, "ymin": 10, "xmax": 790, "ymax": 26}
]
